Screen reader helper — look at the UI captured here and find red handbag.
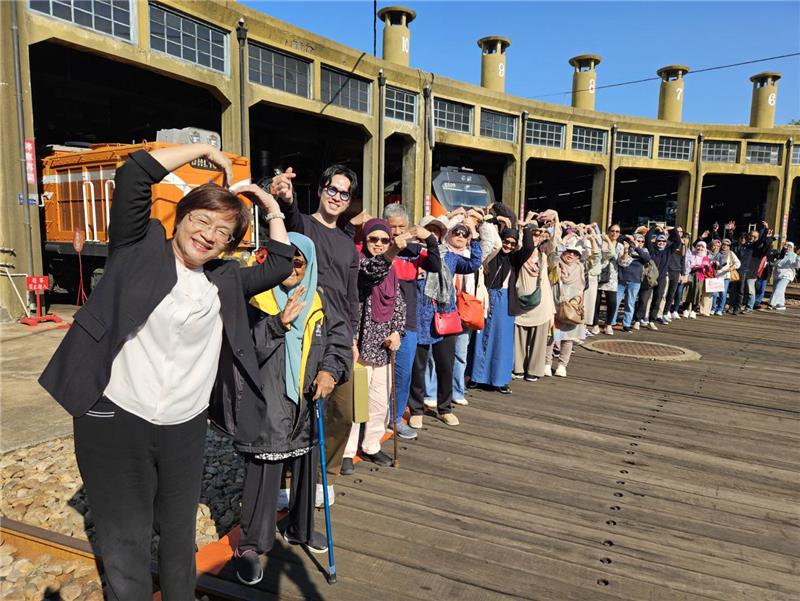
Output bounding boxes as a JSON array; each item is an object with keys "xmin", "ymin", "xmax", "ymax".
[
  {"xmin": 434, "ymin": 306, "xmax": 463, "ymax": 335},
  {"xmin": 455, "ymin": 275, "xmax": 485, "ymax": 331}
]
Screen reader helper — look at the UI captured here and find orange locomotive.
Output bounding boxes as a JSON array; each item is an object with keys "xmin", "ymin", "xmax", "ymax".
[{"xmin": 42, "ymin": 140, "xmax": 253, "ymax": 294}]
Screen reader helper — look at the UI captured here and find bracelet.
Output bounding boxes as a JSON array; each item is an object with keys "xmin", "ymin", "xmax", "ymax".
[{"xmin": 264, "ymin": 211, "xmax": 285, "ymax": 221}]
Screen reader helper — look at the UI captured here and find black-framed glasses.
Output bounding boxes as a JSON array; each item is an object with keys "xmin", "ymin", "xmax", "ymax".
[
  {"xmin": 502, "ymin": 239, "xmax": 516, "ymax": 246},
  {"xmin": 187, "ymin": 212, "xmax": 234, "ymax": 244},
  {"xmin": 292, "ymin": 257, "xmax": 307, "ymax": 269},
  {"xmin": 366, "ymin": 235, "xmax": 391, "ymax": 245},
  {"xmin": 323, "ymin": 185, "xmax": 351, "ymax": 202},
  {"xmin": 451, "ymin": 230, "xmax": 470, "ymax": 238}
]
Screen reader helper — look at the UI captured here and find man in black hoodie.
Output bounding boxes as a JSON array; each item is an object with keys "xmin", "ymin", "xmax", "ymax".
[
  {"xmin": 731, "ymin": 221, "xmax": 770, "ymax": 314},
  {"xmin": 661, "ymin": 226, "xmax": 687, "ymax": 322},
  {"xmin": 635, "ymin": 225, "xmax": 672, "ymax": 328}
]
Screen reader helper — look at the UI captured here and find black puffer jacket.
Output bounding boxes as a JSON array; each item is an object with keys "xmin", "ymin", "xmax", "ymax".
[{"xmin": 210, "ymin": 289, "xmax": 351, "ymax": 454}]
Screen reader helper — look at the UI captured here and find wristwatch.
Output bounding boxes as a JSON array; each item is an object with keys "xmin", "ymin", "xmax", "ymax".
[{"xmin": 264, "ymin": 211, "xmax": 285, "ymax": 221}]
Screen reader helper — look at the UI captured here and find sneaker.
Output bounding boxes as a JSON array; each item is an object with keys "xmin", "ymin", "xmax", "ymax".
[
  {"xmin": 340, "ymin": 457, "xmax": 355, "ymax": 475},
  {"xmin": 466, "ymin": 380, "xmax": 478, "ymax": 390},
  {"xmin": 742, "ymin": 307, "xmax": 753, "ymax": 314},
  {"xmin": 408, "ymin": 415, "xmax": 423, "ymax": 429},
  {"xmin": 234, "ymin": 548, "xmax": 263, "ymax": 585},
  {"xmin": 423, "ymin": 398, "xmax": 437, "ymax": 409},
  {"xmin": 277, "ymin": 488, "xmax": 290, "ymax": 512},
  {"xmin": 524, "ymin": 374, "xmax": 539, "ymax": 382},
  {"xmin": 623, "ymin": 326, "xmax": 633, "ymax": 333},
  {"xmin": 591, "ymin": 324, "xmax": 601, "ymax": 335},
  {"xmin": 671, "ymin": 311, "xmax": 681, "ymax": 319},
  {"xmin": 688, "ymin": 311, "xmax": 697, "ymax": 319},
  {"xmin": 585, "ymin": 329, "xmax": 595, "ymax": 338},
  {"xmin": 604, "ymin": 325, "xmax": 614, "ymax": 336},
  {"xmin": 512, "ymin": 372, "xmax": 524, "ymax": 380},
  {"xmin": 656, "ymin": 317, "xmax": 669, "ymax": 325},
  {"xmin": 314, "ymin": 484, "xmax": 335, "ymax": 509},
  {"xmin": 496, "ymin": 385, "xmax": 512, "ymax": 394},
  {"xmin": 363, "ymin": 450, "xmax": 393, "ymax": 466},
  {"xmin": 554, "ymin": 364, "xmax": 567, "ymax": 377},
  {"xmin": 393, "ymin": 421, "xmax": 418, "ymax": 440},
  {"xmin": 283, "ymin": 529, "xmax": 328, "ymax": 554},
  {"xmin": 681, "ymin": 309, "xmax": 689, "ymax": 318},
  {"xmin": 647, "ymin": 321, "xmax": 658, "ymax": 331},
  {"xmin": 439, "ymin": 413, "xmax": 459, "ymax": 426},
  {"xmin": 453, "ymin": 397, "xmax": 469, "ymax": 406},
  {"xmin": 633, "ymin": 321, "xmax": 641, "ymax": 331},
  {"xmin": 543, "ymin": 365, "xmax": 552, "ymax": 377},
  {"xmin": 776, "ymin": 306, "xmax": 786, "ymax": 311}
]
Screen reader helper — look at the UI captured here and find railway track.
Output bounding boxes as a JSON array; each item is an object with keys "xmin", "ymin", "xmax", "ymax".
[{"xmin": 0, "ymin": 517, "xmax": 276, "ymax": 600}]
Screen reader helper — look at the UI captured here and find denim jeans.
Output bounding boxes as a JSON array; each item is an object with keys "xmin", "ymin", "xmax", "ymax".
[
  {"xmin": 754, "ymin": 277, "xmax": 767, "ymax": 307},
  {"xmin": 616, "ymin": 282, "xmax": 642, "ymax": 328},
  {"xmin": 743, "ymin": 277, "xmax": 757, "ymax": 310},
  {"xmin": 425, "ymin": 331, "xmax": 469, "ymax": 401},
  {"xmin": 711, "ymin": 279, "xmax": 730, "ymax": 313},
  {"xmin": 392, "ymin": 329, "xmax": 417, "ymax": 424},
  {"xmin": 769, "ymin": 277, "xmax": 790, "ymax": 307}
]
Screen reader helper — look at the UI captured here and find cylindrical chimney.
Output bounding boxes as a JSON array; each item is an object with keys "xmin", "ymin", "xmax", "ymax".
[
  {"xmin": 569, "ymin": 54, "xmax": 602, "ymax": 110},
  {"xmin": 749, "ymin": 71, "xmax": 781, "ymax": 128},
  {"xmin": 377, "ymin": 6, "xmax": 416, "ymax": 66},
  {"xmin": 478, "ymin": 36, "xmax": 511, "ymax": 92},
  {"xmin": 657, "ymin": 65, "xmax": 690, "ymax": 122}
]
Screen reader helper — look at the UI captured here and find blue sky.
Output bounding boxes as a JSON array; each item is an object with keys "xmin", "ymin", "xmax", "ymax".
[{"xmin": 241, "ymin": 1, "xmax": 800, "ymax": 126}]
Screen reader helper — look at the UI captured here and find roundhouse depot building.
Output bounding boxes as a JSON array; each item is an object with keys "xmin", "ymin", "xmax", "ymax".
[{"xmin": 2, "ymin": 0, "xmax": 798, "ymax": 319}]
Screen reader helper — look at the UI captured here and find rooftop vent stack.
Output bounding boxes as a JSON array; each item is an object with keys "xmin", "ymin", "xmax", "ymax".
[
  {"xmin": 478, "ymin": 36, "xmax": 511, "ymax": 93},
  {"xmin": 657, "ymin": 65, "xmax": 690, "ymax": 122},
  {"xmin": 569, "ymin": 54, "xmax": 602, "ymax": 110},
  {"xmin": 749, "ymin": 72, "xmax": 781, "ymax": 128},
  {"xmin": 378, "ymin": 6, "xmax": 416, "ymax": 66}
]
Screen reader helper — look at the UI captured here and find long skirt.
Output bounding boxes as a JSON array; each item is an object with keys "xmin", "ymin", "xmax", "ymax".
[{"xmin": 468, "ymin": 288, "xmax": 515, "ymax": 387}]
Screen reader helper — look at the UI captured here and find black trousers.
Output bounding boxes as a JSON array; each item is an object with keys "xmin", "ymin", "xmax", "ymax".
[
  {"xmin": 635, "ymin": 277, "xmax": 667, "ymax": 322},
  {"xmin": 74, "ymin": 398, "xmax": 207, "ymax": 601},
  {"xmin": 592, "ymin": 289, "xmax": 618, "ymax": 326},
  {"xmin": 409, "ymin": 335, "xmax": 456, "ymax": 415},
  {"xmin": 664, "ymin": 271, "xmax": 682, "ymax": 314},
  {"xmin": 239, "ymin": 449, "xmax": 318, "ymax": 553}
]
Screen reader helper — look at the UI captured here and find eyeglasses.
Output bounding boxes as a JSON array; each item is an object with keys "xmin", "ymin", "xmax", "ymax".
[
  {"xmin": 502, "ymin": 239, "xmax": 516, "ymax": 246},
  {"xmin": 322, "ymin": 185, "xmax": 351, "ymax": 202},
  {"xmin": 609, "ymin": 229, "xmax": 621, "ymax": 233},
  {"xmin": 366, "ymin": 235, "xmax": 391, "ymax": 245},
  {"xmin": 187, "ymin": 212, "xmax": 234, "ymax": 244},
  {"xmin": 451, "ymin": 230, "xmax": 470, "ymax": 239},
  {"xmin": 292, "ymin": 257, "xmax": 307, "ymax": 269}
]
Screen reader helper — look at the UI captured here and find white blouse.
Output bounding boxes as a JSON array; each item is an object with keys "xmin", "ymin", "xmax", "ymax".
[{"xmin": 104, "ymin": 259, "xmax": 223, "ymax": 425}]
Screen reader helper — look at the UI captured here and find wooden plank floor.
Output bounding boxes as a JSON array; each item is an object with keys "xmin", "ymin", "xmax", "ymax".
[{"xmin": 221, "ymin": 308, "xmax": 800, "ymax": 601}]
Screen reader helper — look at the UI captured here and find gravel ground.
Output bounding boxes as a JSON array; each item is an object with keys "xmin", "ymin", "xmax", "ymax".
[{"xmin": 1, "ymin": 430, "xmax": 246, "ymax": 599}]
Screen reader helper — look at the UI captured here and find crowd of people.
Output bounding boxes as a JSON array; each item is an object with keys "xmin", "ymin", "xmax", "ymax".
[{"xmin": 39, "ymin": 145, "xmax": 799, "ymax": 597}]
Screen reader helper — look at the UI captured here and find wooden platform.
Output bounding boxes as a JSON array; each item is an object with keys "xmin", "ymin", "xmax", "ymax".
[{"xmin": 213, "ymin": 308, "xmax": 800, "ymax": 600}]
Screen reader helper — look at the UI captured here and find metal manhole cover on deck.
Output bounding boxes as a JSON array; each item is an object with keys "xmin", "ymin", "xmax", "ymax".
[{"xmin": 583, "ymin": 340, "xmax": 701, "ymax": 362}]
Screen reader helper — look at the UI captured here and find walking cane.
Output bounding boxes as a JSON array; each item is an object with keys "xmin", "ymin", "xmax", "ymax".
[
  {"xmin": 390, "ymin": 350, "xmax": 399, "ymax": 468},
  {"xmin": 314, "ymin": 398, "xmax": 337, "ymax": 584}
]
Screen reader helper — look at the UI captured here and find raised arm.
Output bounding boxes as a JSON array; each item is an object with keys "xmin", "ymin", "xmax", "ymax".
[{"xmin": 451, "ymin": 240, "xmax": 483, "ymax": 274}]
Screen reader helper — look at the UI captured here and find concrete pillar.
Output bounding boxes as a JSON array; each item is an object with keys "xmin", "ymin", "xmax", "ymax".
[
  {"xmin": 378, "ymin": 6, "xmax": 415, "ymax": 67},
  {"xmin": 502, "ymin": 156, "xmax": 518, "ymax": 210},
  {"xmin": 590, "ymin": 166, "xmax": 608, "ymax": 225},
  {"xmin": 766, "ymin": 177, "xmax": 782, "ymax": 242},
  {"xmin": 657, "ymin": 65, "xmax": 689, "ymax": 122},
  {"xmin": 478, "ymin": 36, "xmax": 511, "ymax": 93},
  {"xmin": 749, "ymin": 72, "xmax": 781, "ymax": 128},
  {"xmin": 569, "ymin": 54, "xmax": 601, "ymax": 111},
  {"xmin": 1, "ymin": 1, "xmax": 43, "ymax": 321},
  {"xmin": 676, "ymin": 172, "xmax": 693, "ymax": 232},
  {"xmin": 400, "ymin": 136, "xmax": 418, "ymax": 211},
  {"xmin": 362, "ymin": 134, "xmax": 378, "ymax": 216}
]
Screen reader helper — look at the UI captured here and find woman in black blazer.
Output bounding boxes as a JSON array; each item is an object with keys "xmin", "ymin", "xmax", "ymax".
[{"xmin": 39, "ymin": 144, "xmax": 294, "ymax": 600}]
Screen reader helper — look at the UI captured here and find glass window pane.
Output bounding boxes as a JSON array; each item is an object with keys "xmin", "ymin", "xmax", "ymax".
[
  {"xmin": 320, "ymin": 65, "xmax": 370, "ymax": 111},
  {"xmin": 572, "ymin": 126, "xmax": 607, "ymax": 153},
  {"xmin": 434, "ymin": 98, "xmax": 472, "ymax": 133}
]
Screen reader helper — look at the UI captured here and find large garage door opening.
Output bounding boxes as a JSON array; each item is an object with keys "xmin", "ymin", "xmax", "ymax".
[
  {"xmin": 30, "ymin": 42, "xmax": 222, "ymax": 150},
  {"xmin": 249, "ymin": 103, "xmax": 367, "ymax": 216},
  {"xmin": 432, "ymin": 144, "xmax": 511, "ymax": 213},
  {"xmin": 698, "ymin": 174, "xmax": 770, "ymax": 234},
  {"xmin": 525, "ymin": 159, "xmax": 596, "ymax": 223},
  {"xmin": 612, "ymin": 168, "xmax": 681, "ymax": 231}
]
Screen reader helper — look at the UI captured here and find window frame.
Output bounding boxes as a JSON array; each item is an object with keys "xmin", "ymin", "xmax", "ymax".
[
  {"xmin": 320, "ymin": 65, "xmax": 372, "ymax": 114},
  {"xmin": 479, "ymin": 108, "xmax": 517, "ymax": 142},
  {"xmin": 247, "ymin": 40, "xmax": 311, "ymax": 98},
  {"xmin": 433, "ymin": 97, "xmax": 473, "ymax": 134},
  {"xmin": 28, "ymin": 0, "xmax": 137, "ymax": 43},
  {"xmin": 384, "ymin": 86, "xmax": 418, "ymax": 124},
  {"xmin": 571, "ymin": 126, "xmax": 608, "ymax": 154}
]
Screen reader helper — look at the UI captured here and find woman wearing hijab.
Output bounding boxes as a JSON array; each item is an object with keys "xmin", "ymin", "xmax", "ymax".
[
  {"xmin": 710, "ymin": 238, "xmax": 740, "ymax": 315},
  {"xmin": 513, "ymin": 224, "xmax": 555, "ymax": 381},
  {"xmin": 232, "ymin": 233, "xmax": 351, "ymax": 585},
  {"xmin": 589, "ymin": 224, "xmax": 624, "ymax": 336},
  {"xmin": 547, "ymin": 238, "xmax": 587, "ymax": 377},
  {"xmin": 468, "ymin": 225, "xmax": 535, "ymax": 393},
  {"xmin": 683, "ymin": 240, "xmax": 713, "ymax": 319},
  {"xmin": 769, "ymin": 241, "xmax": 800, "ymax": 310},
  {"xmin": 342, "ymin": 219, "xmax": 407, "ymax": 473}
]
